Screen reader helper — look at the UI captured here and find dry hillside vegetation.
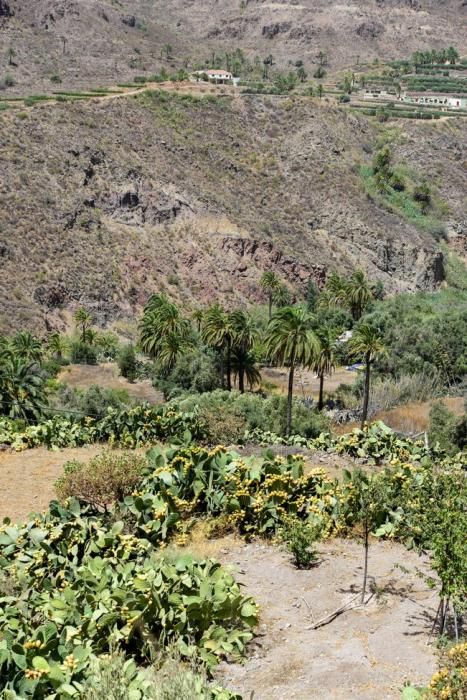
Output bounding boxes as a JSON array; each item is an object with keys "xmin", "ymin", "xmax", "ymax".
[
  {"xmin": 1, "ymin": 90, "xmax": 463, "ymax": 334},
  {"xmin": 0, "ymin": 0, "xmax": 466, "ymax": 93}
]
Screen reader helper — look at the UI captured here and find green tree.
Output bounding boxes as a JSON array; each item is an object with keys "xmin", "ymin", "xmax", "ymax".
[
  {"xmin": 314, "ymin": 328, "xmax": 337, "ymax": 410},
  {"xmin": 349, "ymin": 324, "xmax": 386, "ymax": 428},
  {"xmin": 265, "ymin": 306, "xmax": 319, "ymax": 436},
  {"xmin": 260, "ymin": 271, "xmax": 281, "ymax": 319},
  {"xmin": 74, "ymin": 308, "xmax": 93, "ymax": 344},
  {"xmin": 297, "ymin": 66, "xmax": 307, "ymax": 83},
  {"xmin": 346, "ymin": 270, "xmax": 373, "ymax": 321},
  {"xmin": 317, "ymin": 83, "xmax": 324, "ymax": 99},
  {"xmin": 0, "ymin": 354, "xmax": 46, "ymax": 420},
  {"xmin": 192, "ymin": 308, "xmax": 204, "ymax": 334},
  {"xmin": 118, "ymin": 344, "xmax": 137, "ymax": 382},
  {"xmin": 202, "ymin": 305, "xmax": 235, "ymax": 391},
  {"xmin": 47, "ymin": 332, "xmax": 68, "ymax": 361},
  {"xmin": 230, "ymin": 310, "xmax": 259, "ymax": 393},
  {"xmin": 11, "ymin": 331, "xmax": 43, "ymax": 363},
  {"xmin": 139, "ymin": 294, "xmax": 191, "ymax": 363}
]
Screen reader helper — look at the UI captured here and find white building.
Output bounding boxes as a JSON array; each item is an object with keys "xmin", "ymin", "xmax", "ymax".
[
  {"xmin": 192, "ymin": 69, "xmax": 239, "ymax": 86},
  {"xmin": 400, "ymin": 92, "xmax": 467, "ymax": 109}
]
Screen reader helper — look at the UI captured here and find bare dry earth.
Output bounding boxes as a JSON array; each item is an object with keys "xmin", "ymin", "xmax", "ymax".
[
  {"xmin": 0, "ymin": 444, "xmax": 104, "ymax": 522},
  {"xmin": 215, "ymin": 539, "xmax": 438, "ymax": 700},
  {"xmin": 58, "ymin": 362, "xmax": 163, "ymax": 404},
  {"xmin": 1, "ymin": 0, "xmax": 466, "ymax": 93},
  {"xmin": 2, "ymin": 91, "xmax": 464, "ymax": 334},
  {"xmin": 155, "ymin": 0, "xmax": 467, "ymax": 74}
]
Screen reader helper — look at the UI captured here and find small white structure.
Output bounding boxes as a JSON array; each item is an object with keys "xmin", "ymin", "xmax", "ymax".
[
  {"xmin": 363, "ymin": 89, "xmax": 396, "ymax": 101},
  {"xmin": 192, "ymin": 69, "xmax": 239, "ymax": 86},
  {"xmin": 400, "ymin": 92, "xmax": 467, "ymax": 109}
]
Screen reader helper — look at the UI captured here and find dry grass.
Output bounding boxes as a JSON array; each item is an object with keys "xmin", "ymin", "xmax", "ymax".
[
  {"xmin": 261, "ymin": 366, "xmax": 356, "ymax": 399},
  {"xmin": 378, "ymin": 397, "xmax": 464, "ymax": 434},
  {"xmin": 334, "ymin": 396, "xmax": 465, "ymax": 435},
  {"xmin": 59, "ymin": 363, "xmax": 163, "ymax": 404}
]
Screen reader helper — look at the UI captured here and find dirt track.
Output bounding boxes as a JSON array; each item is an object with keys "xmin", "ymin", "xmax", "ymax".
[{"xmin": 215, "ymin": 538, "xmax": 438, "ymax": 700}]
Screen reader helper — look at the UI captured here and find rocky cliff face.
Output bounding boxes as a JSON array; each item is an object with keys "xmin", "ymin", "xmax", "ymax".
[{"xmin": 1, "ymin": 90, "xmax": 462, "ymax": 334}]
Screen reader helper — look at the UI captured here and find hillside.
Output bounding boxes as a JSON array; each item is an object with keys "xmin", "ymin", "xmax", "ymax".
[
  {"xmin": 0, "ymin": 0, "xmax": 466, "ymax": 94},
  {"xmin": 2, "ymin": 89, "xmax": 465, "ymax": 334}
]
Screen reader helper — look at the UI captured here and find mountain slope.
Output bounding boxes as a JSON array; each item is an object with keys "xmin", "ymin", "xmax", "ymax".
[
  {"xmin": 1, "ymin": 90, "xmax": 463, "ymax": 334},
  {"xmin": 0, "ymin": 0, "xmax": 466, "ymax": 94}
]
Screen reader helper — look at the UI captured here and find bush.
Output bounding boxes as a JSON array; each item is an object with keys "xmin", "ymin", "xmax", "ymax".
[
  {"xmin": 56, "ymin": 384, "xmax": 133, "ymax": 418},
  {"xmin": 279, "ymin": 516, "xmax": 320, "ymax": 568},
  {"xmin": 172, "ymin": 390, "xmax": 330, "ymax": 442},
  {"xmin": 56, "ymin": 451, "xmax": 146, "ymax": 510},
  {"xmin": 155, "ymin": 347, "xmax": 220, "ymax": 399},
  {"xmin": 428, "ymin": 401, "xmax": 460, "ymax": 455},
  {"xmin": 70, "ymin": 341, "xmax": 97, "ymax": 365},
  {"xmin": 118, "ymin": 344, "xmax": 137, "ymax": 382}
]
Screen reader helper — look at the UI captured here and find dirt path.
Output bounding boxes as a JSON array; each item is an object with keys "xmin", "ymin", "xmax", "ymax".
[{"xmin": 215, "ymin": 539, "xmax": 438, "ymax": 699}]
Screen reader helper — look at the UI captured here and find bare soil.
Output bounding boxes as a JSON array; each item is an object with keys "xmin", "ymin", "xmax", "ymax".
[
  {"xmin": 0, "ymin": 445, "xmax": 105, "ymax": 522},
  {"xmin": 59, "ymin": 362, "xmax": 163, "ymax": 404},
  {"xmin": 215, "ymin": 538, "xmax": 438, "ymax": 700}
]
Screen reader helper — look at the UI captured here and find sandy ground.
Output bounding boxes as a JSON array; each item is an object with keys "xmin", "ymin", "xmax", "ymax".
[
  {"xmin": 0, "ymin": 445, "xmax": 109, "ymax": 522},
  {"xmin": 215, "ymin": 539, "xmax": 438, "ymax": 700},
  {"xmin": 59, "ymin": 363, "xmax": 163, "ymax": 404}
]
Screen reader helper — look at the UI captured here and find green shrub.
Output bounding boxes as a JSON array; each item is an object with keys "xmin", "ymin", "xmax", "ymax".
[
  {"xmin": 119, "ymin": 344, "xmax": 137, "ymax": 382},
  {"xmin": 155, "ymin": 347, "xmax": 220, "ymax": 399},
  {"xmin": 172, "ymin": 390, "xmax": 330, "ymax": 441},
  {"xmin": 279, "ymin": 516, "xmax": 320, "ymax": 568},
  {"xmin": 428, "ymin": 401, "xmax": 459, "ymax": 455},
  {"xmin": 70, "ymin": 341, "xmax": 97, "ymax": 365},
  {"xmin": 56, "ymin": 452, "xmax": 146, "ymax": 510},
  {"xmin": 56, "ymin": 384, "xmax": 132, "ymax": 418}
]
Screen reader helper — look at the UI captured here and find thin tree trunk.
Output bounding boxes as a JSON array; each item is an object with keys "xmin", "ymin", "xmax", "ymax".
[
  {"xmin": 226, "ymin": 338, "xmax": 232, "ymax": 391},
  {"xmin": 361, "ymin": 520, "xmax": 369, "ymax": 604},
  {"xmin": 239, "ymin": 365, "xmax": 245, "ymax": 393},
  {"xmin": 286, "ymin": 363, "xmax": 295, "ymax": 437},
  {"xmin": 361, "ymin": 351, "xmax": 371, "ymax": 429},
  {"xmin": 268, "ymin": 294, "xmax": 272, "ymax": 320},
  {"xmin": 318, "ymin": 372, "xmax": 325, "ymax": 410},
  {"xmin": 220, "ymin": 350, "xmax": 225, "ymax": 389}
]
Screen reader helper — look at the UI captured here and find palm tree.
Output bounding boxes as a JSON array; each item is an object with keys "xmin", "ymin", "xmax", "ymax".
[
  {"xmin": 202, "ymin": 305, "xmax": 235, "ymax": 390},
  {"xmin": 346, "ymin": 271, "xmax": 373, "ymax": 321},
  {"xmin": 314, "ymin": 328, "xmax": 337, "ymax": 410},
  {"xmin": 260, "ymin": 271, "xmax": 281, "ymax": 319},
  {"xmin": 349, "ymin": 324, "xmax": 386, "ymax": 429},
  {"xmin": 11, "ymin": 332, "xmax": 43, "ymax": 363},
  {"xmin": 74, "ymin": 308, "xmax": 93, "ymax": 344},
  {"xmin": 230, "ymin": 310, "xmax": 258, "ymax": 393},
  {"xmin": 192, "ymin": 308, "xmax": 204, "ymax": 334},
  {"xmin": 265, "ymin": 306, "xmax": 319, "ymax": 436},
  {"xmin": 139, "ymin": 296, "xmax": 190, "ymax": 361},
  {"xmin": 0, "ymin": 355, "xmax": 46, "ymax": 420},
  {"xmin": 158, "ymin": 330, "xmax": 193, "ymax": 372},
  {"xmin": 47, "ymin": 332, "xmax": 68, "ymax": 360}
]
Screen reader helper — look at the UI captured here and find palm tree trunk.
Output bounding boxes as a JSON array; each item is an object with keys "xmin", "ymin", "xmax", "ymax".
[
  {"xmin": 219, "ymin": 350, "xmax": 225, "ymax": 389},
  {"xmin": 318, "ymin": 372, "xmax": 325, "ymax": 410},
  {"xmin": 226, "ymin": 338, "xmax": 232, "ymax": 391},
  {"xmin": 239, "ymin": 365, "xmax": 245, "ymax": 393},
  {"xmin": 286, "ymin": 362, "xmax": 295, "ymax": 437},
  {"xmin": 268, "ymin": 294, "xmax": 272, "ymax": 320},
  {"xmin": 361, "ymin": 351, "xmax": 371, "ymax": 429}
]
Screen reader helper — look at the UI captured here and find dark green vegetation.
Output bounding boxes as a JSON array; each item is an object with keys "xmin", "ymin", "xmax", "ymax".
[{"xmin": 1, "ymin": 429, "xmax": 465, "ymax": 697}]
